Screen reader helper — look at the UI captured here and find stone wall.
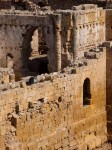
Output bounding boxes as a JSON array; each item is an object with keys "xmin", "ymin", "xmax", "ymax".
[
  {"xmin": 105, "ymin": 9, "xmax": 112, "ymax": 41},
  {"xmin": 57, "ymin": 5, "xmax": 105, "ymax": 68},
  {"xmin": 0, "ymin": 12, "xmax": 50, "ymax": 79},
  {"xmin": 0, "ymin": 6, "xmax": 106, "ymax": 77},
  {"xmin": 0, "ymin": 48, "xmax": 107, "ymax": 150},
  {"xmin": 0, "ymin": 25, "xmax": 24, "ymax": 69},
  {"xmin": 105, "ymin": 10, "xmax": 112, "ymax": 142},
  {"xmin": 0, "ymin": 67, "xmax": 15, "ymax": 84},
  {"xmin": 0, "ymin": 0, "xmax": 11, "ymax": 9},
  {"xmin": 72, "ymin": 6, "xmax": 105, "ymax": 52},
  {"xmin": 103, "ymin": 41, "xmax": 112, "ymax": 142},
  {"xmin": 0, "ymin": 3, "xmax": 110, "ymax": 150}
]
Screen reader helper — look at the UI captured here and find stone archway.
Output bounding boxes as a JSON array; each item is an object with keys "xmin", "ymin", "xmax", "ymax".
[{"xmin": 21, "ymin": 26, "xmax": 49, "ymax": 78}]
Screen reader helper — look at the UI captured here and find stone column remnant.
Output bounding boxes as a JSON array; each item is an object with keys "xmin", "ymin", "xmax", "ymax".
[
  {"xmin": 72, "ymin": 13, "xmax": 78, "ymax": 61},
  {"xmin": 65, "ymin": 12, "xmax": 73, "ymax": 53},
  {"xmin": 53, "ymin": 14, "xmax": 62, "ymax": 72},
  {"xmin": 31, "ymin": 29, "xmax": 39, "ymax": 57},
  {"xmin": 9, "ymin": 74, "xmax": 15, "ymax": 83},
  {"xmin": 95, "ymin": 11, "xmax": 98, "ymax": 48}
]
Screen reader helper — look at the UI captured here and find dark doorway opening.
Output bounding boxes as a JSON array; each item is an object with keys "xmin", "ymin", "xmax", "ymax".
[
  {"xmin": 21, "ymin": 27, "xmax": 49, "ymax": 78},
  {"xmin": 83, "ymin": 78, "xmax": 91, "ymax": 106},
  {"xmin": 38, "ymin": 2, "xmax": 45, "ymax": 7},
  {"xmin": 28, "ymin": 55, "xmax": 49, "ymax": 75},
  {"xmin": 12, "ymin": 1, "xmax": 26, "ymax": 10}
]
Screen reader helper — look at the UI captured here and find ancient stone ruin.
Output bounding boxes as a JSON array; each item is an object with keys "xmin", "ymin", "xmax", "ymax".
[{"xmin": 0, "ymin": 0, "xmax": 112, "ymax": 150}]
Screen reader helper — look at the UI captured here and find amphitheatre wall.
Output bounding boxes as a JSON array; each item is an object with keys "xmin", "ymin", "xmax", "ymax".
[
  {"xmin": 0, "ymin": 12, "xmax": 50, "ymax": 78},
  {"xmin": 0, "ymin": 0, "xmax": 11, "ymax": 9},
  {"xmin": 0, "ymin": 3, "xmax": 110, "ymax": 150},
  {"xmin": 58, "ymin": 5, "xmax": 105, "ymax": 67},
  {"xmin": 0, "ymin": 47, "xmax": 107, "ymax": 150},
  {"xmin": 104, "ymin": 9, "xmax": 112, "ymax": 142},
  {"xmin": 0, "ymin": 5, "xmax": 106, "ymax": 79},
  {"xmin": 105, "ymin": 9, "xmax": 112, "ymax": 41},
  {"xmin": 104, "ymin": 41, "xmax": 112, "ymax": 142}
]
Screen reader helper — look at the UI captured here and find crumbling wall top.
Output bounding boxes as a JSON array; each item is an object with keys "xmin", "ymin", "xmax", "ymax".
[{"xmin": 72, "ymin": 4, "xmax": 98, "ymax": 10}]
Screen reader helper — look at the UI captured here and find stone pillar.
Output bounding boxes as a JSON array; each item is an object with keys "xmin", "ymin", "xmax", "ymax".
[
  {"xmin": 31, "ymin": 29, "xmax": 39, "ymax": 57},
  {"xmin": 66, "ymin": 28, "xmax": 72, "ymax": 53},
  {"xmin": 53, "ymin": 14, "xmax": 62, "ymax": 72},
  {"xmin": 9, "ymin": 74, "xmax": 15, "ymax": 83},
  {"xmin": 6, "ymin": 54, "xmax": 14, "ymax": 69},
  {"xmin": 103, "ymin": 41, "xmax": 112, "ymax": 142},
  {"xmin": 72, "ymin": 13, "xmax": 78, "ymax": 61},
  {"xmin": 95, "ymin": 11, "xmax": 98, "ymax": 48}
]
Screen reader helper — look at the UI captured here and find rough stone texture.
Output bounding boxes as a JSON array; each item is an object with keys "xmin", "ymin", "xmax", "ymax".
[
  {"xmin": 104, "ymin": 41, "xmax": 112, "ymax": 143},
  {"xmin": 0, "ymin": 48, "xmax": 107, "ymax": 150},
  {"xmin": 0, "ymin": 1, "xmax": 111, "ymax": 150},
  {"xmin": 0, "ymin": 5, "xmax": 106, "ymax": 78},
  {"xmin": 105, "ymin": 9, "xmax": 112, "ymax": 41},
  {"xmin": 0, "ymin": 0, "xmax": 11, "ymax": 9}
]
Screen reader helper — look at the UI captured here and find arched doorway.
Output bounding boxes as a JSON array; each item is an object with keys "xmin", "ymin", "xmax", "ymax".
[{"xmin": 21, "ymin": 26, "xmax": 49, "ymax": 78}]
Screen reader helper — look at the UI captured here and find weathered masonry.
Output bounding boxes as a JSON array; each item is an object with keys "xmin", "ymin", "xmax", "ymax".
[
  {"xmin": 0, "ymin": 49, "xmax": 107, "ymax": 150},
  {"xmin": 0, "ymin": 1, "xmax": 112, "ymax": 150},
  {"xmin": 0, "ymin": 5, "xmax": 105, "ymax": 79}
]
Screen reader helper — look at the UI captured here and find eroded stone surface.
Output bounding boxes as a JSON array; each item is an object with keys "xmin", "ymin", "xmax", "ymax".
[{"xmin": 0, "ymin": 1, "xmax": 111, "ymax": 150}]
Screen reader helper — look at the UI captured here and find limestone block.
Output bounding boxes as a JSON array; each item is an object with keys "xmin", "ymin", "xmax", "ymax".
[
  {"xmin": 77, "ymin": 143, "xmax": 87, "ymax": 150},
  {"xmin": 101, "ymin": 135, "xmax": 108, "ymax": 144},
  {"xmin": 54, "ymin": 142, "xmax": 62, "ymax": 149},
  {"xmin": 85, "ymin": 133, "xmax": 96, "ymax": 143},
  {"xmin": 95, "ymin": 138, "xmax": 102, "ymax": 148},
  {"xmin": 6, "ymin": 143, "xmax": 23, "ymax": 150},
  {"xmin": 87, "ymin": 139, "xmax": 96, "ymax": 150}
]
